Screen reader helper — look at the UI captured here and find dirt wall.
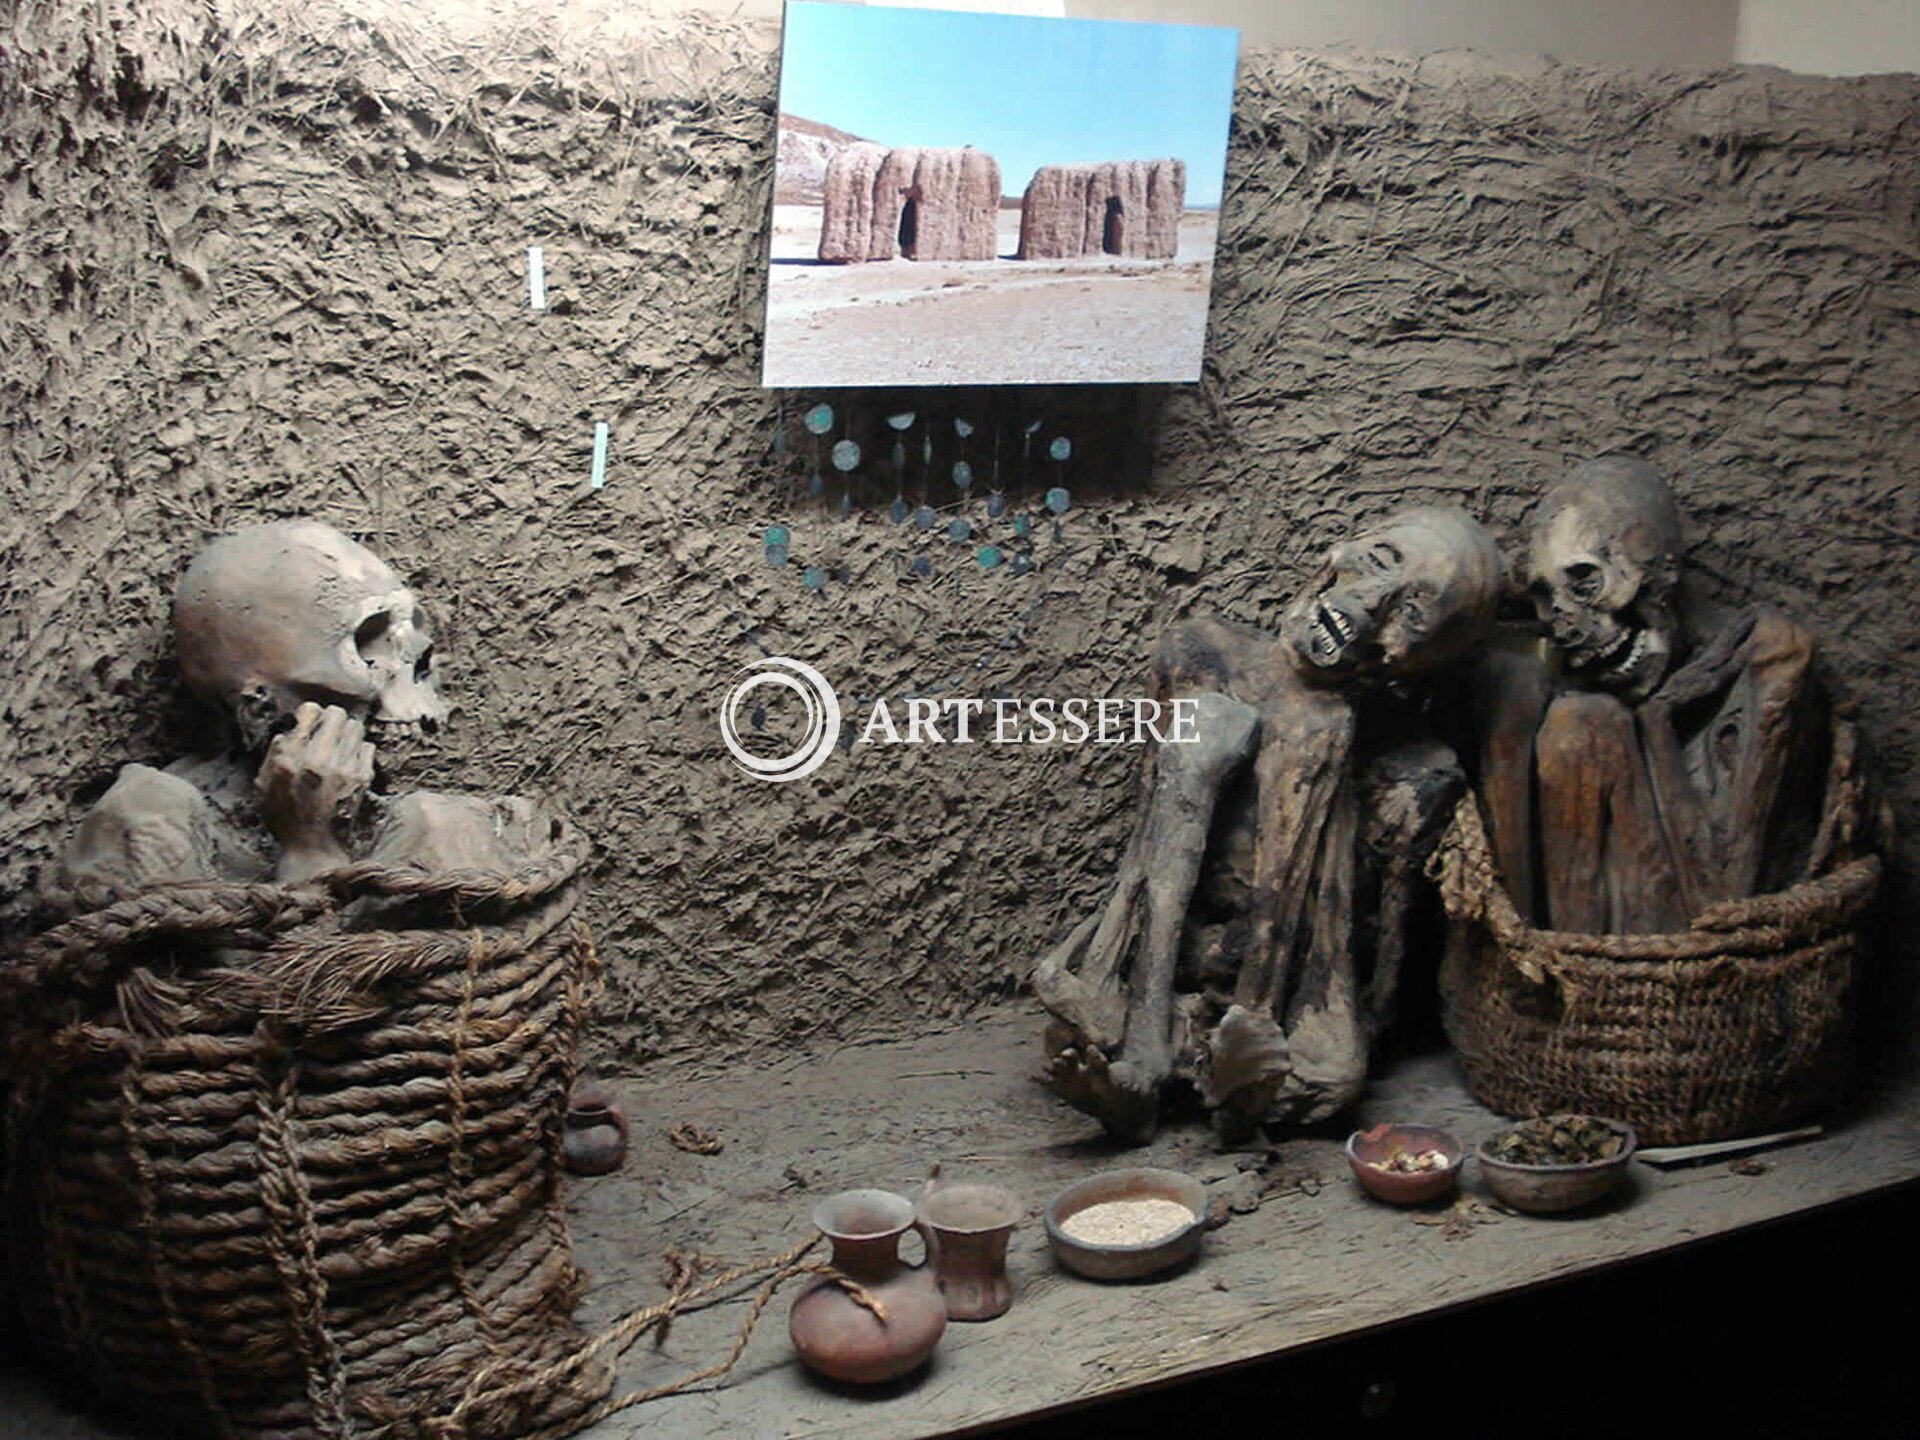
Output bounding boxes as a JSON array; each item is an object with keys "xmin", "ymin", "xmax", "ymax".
[{"xmin": 2, "ymin": 1, "xmax": 1916, "ymax": 1071}]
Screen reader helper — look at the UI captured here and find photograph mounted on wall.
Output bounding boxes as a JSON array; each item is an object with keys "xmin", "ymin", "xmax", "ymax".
[{"xmin": 763, "ymin": 2, "xmax": 1240, "ymax": 388}]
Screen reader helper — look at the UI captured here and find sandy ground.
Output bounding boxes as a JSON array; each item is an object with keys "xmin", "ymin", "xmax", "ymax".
[{"xmin": 762, "ymin": 205, "xmax": 1218, "ymax": 386}]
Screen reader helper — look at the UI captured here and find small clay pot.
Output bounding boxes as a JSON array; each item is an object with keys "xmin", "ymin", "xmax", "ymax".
[
  {"xmin": 1345, "ymin": 1123, "xmax": 1463, "ymax": 1206},
  {"xmin": 563, "ymin": 1082, "xmax": 629, "ymax": 1176},
  {"xmin": 789, "ymin": 1189, "xmax": 947, "ymax": 1384},
  {"xmin": 1478, "ymin": 1117, "xmax": 1637, "ymax": 1215}
]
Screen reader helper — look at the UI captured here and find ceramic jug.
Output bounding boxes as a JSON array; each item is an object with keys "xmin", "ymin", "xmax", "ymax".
[
  {"xmin": 563, "ymin": 1081, "xmax": 629, "ymax": 1176},
  {"xmin": 788, "ymin": 1188, "xmax": 947, "ymax": 1384}
]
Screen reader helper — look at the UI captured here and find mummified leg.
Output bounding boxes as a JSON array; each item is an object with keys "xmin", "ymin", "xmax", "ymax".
[
  {"xmin": 1472, "ymin": 645, "xmax": 1556, "ymax": 923},
  {"xmin": 1536, "ymin": 692, "xmax": 1687, "ymax": 934},
  {"xmin": 1233, "ymin": 741, "xmax": 1460, "ymax": 1136},
  {"xmin": 1032, "ymin": 620, "xmax": 1264, "ymax": 1141},
  {"xmin": 1201, "ymin": 682, "xmax": 1356, "ymax": 1135},
  {"xmin": 1035, "ymin": 689, "xmax": 1258, "ymax": 1140},
  {"xmin": 1033, "ymin": 690, "xmax": 1259, "ymax": 1035}
]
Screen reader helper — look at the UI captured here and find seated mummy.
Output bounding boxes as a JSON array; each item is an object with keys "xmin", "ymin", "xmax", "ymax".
[
  {"xmin": 1475, "ymin": 458, "xmax": 1871, "ymax": 934},
  {"xmin": 1032, "ymin": 506, "xmax": 1501, "ymax": 1143},
  {"xmin": 57, "ymin": 520, "xmax": 559, "ymax": 904}
]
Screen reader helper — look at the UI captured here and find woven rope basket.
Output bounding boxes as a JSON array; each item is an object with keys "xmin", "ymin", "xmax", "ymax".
[
  {"xmin": 1434, "ymin": 795, "xmax": 1880, "ymax": 1145},
  {"xmin": 0, "ymin": 825, "xmax": 614, "ymax": 1440}
]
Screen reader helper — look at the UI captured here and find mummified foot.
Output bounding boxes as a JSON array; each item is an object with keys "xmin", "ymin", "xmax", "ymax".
[
  {"xmin": 1041, "ymin": 1019, "xmax": 1163, "ymax": 1145},
  {"xmin": 1266, "ymin": 1002, "xmax": 1369, "ymax": 1126},
  {"xmin": 1198, "ymin": 1004, "xmax": 1292, "ymax": 1139}
]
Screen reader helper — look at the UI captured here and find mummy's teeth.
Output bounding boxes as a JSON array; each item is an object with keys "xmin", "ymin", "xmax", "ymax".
[
  {"xmin": 1608, "ymin": 630, "xmax": 1648, "ymax": 674},
  {"xmin": 1576, "ymin": 627, "xmax": 1635, "ymax": 670}
]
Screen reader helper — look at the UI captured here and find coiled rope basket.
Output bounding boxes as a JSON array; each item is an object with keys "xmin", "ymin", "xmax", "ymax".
[
  {"xmin": 0, "ymin": 823, "xmax": 614, "ymax": 1439},
  {"xmin": 1434, "ymin": 794, "xmax": 1881, "ymax": 1145}
]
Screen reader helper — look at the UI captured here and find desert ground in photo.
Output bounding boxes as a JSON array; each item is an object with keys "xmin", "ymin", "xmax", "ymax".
[{"xmin": 762, "ymin": 204, "xmax": 1219, "ymax": 387}]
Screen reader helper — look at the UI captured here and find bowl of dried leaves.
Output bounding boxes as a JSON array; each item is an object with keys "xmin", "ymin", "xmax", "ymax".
[
  {"xmin": 1478, "ymin": 1115, "xmax": 1636, "ymax": 1214},
  {"xmin": 1345, "ymin": 1123, "xmax": 1463, "ymax": 1205},
  {"xmin": 1045, "ymin": 1168, "xmax": 1208, "ymax": 1281}
]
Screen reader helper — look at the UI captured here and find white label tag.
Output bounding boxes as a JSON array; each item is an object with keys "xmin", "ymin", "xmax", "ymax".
[{"xmin": 590, "ymin": 421, "xmax": 609, "ymax": 489}]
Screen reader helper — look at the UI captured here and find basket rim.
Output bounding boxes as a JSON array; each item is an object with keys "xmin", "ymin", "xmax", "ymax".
[{"xmin": 1435, "ymin": 794, "xmax": 1880, "ymax": 968}]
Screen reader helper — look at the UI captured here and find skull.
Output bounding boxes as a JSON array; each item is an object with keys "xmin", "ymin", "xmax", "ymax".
[
  {"xmin": 1282, "ymin": 505, "xmax": 1501, "ymax": 686},
  {"xmin": 1526, "ymin": 457, "xmax": 1683, "ymax": 703},
  {"xmin": 173, "ymin": 520, "xmax": 446, "ymax": 750}
]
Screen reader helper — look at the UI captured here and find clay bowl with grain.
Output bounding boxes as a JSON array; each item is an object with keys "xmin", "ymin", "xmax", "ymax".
[
  {"xmin": 1045, "ymin": 1167, "xmax": 1208, "ymax": 1282},
  {"xmin": 1344, "ymin": 1122, "xmax": 1464, "ymax": 1205},
  {"xmin": 1477, "ymin": 1115, "xmax": 1638, "ymax": 1215}
]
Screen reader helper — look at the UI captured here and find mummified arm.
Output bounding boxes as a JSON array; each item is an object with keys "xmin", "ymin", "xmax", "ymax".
[
  {"xmin": 1032, "ymin": 688, "xmax": 1258, "ymax": 1142},
  {"xmin": 1031, "ymin": 615, "xmax": 1269, "ymax": 1143},
  {"xmin": 253, "ymin": 703, "xmax": 376, "ymax": 885},
  {"xmin": 1109, "ymin": 694, "xmax": 1261, "ymax": 1072},
  {"xmin": 57, "ymin": 763, "xmax": 268, "ymax": 901},
  {"xmin": 1471, "ymin": 641, "xmax": 1555, "ymax": 924},
  {"xmin": 1230, "ymin": 686, "xmax": 1355, "ymax": 1017},
  {"xmin": 1640, "ymin": 609, "xmax": 1820, "ymax": 909},
  {"xmin": 1030, "ymin": 691, "xmax": 1259, "ymax": 1049},
  {"xmin": 1357, "ymin": 738, "xmax": 1468, "ymax": 1032},
  {"xmin": 1704, "ymin": 611, "xmax": 1819, "ymax": 900}
]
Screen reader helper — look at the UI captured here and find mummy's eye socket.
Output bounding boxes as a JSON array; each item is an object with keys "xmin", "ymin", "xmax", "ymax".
[
  {"xmin": 1367, "ymin": 541, "xmax": 1403, "ymax": 573},
  {"xmin": 354, "ymin": 611, "xmax": 391, "ymax": 653},
  {"xmin": 1565, "ymin": 562, "xmax": 1604, "ymax": 602}
]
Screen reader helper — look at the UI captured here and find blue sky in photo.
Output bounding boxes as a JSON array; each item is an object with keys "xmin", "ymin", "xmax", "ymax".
[{"xmin": 776, "ymin": 2, "xmax": 1240, "ymax": 208}]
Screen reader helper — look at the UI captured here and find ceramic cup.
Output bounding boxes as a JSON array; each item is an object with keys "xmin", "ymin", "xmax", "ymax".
[{"xmin": 917, "ymin": 1182, "xmax": 1021, "ymax": 1321}]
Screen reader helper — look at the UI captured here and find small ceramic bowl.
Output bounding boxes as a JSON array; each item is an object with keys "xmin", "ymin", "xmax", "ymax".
[
  {"xmin": 1345, "ymin": 1122, "xmax": 1464, "ymax": 1205},
  {"xmin": 1478, "ymin": 1116, "xmax": 1638, "ymax": 1214},
  {"xmin": 1045, "ymin": 1167, "xmax": 1207, "ymax": 1282}
]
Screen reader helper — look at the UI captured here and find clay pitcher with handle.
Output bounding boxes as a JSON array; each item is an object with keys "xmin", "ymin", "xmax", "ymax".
[{"xmin": 789, "ymin": 1189, "xmax": 947, "ymax": 1384}]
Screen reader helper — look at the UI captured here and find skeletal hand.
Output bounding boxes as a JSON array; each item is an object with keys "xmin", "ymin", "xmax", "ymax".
[{"xmin": 256, "ymin": 702, "xmax": 375, "ymax": 882}]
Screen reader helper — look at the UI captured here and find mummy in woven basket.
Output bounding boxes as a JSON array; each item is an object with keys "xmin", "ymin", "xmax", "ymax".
[
  {"xmin": 1476, "ymin": 458, "xmax": 1875, "ymax": 933},
  {"xmin": 55, "ymin": 519, "xmax": 557, "ymax": 903},
  {"xmin": 1031, "ymin": 507, "xmax": 1502, "ymax": 1143},
  {"xmin": 7, "ymin": 521, "xmax": 617, "ymax": 1437}
]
